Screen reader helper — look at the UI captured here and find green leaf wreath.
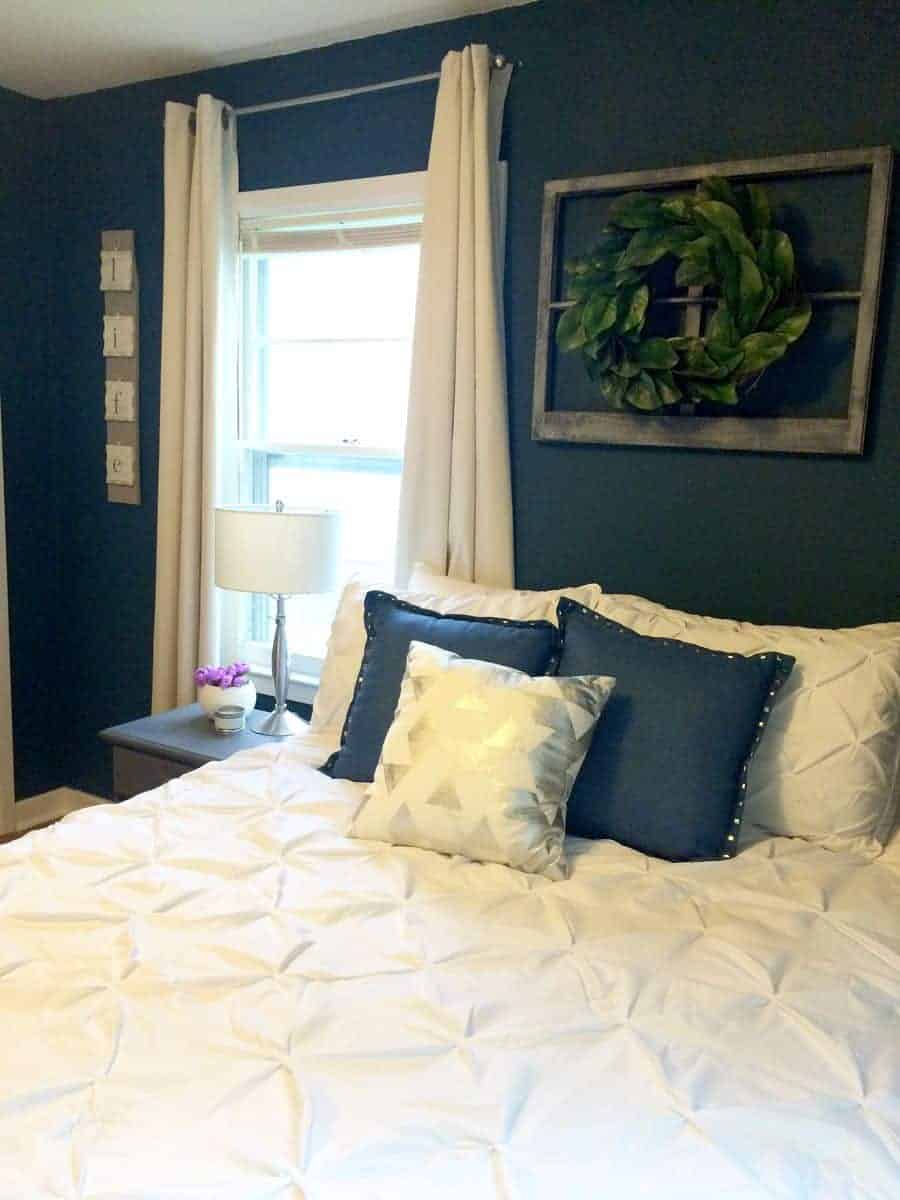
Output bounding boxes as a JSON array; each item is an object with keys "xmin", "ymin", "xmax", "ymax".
[{"xmin": 555, "ymin": 176, "xmax": 812, "ymax": 412}]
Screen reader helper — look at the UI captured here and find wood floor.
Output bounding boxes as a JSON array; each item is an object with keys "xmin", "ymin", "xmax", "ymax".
[{"xmin": 0, "ymin": 820, "xmax": 56, "ymax": 844}]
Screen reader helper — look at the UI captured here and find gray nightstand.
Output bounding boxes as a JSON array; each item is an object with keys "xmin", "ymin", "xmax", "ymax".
[{"xmin": 99, "ymin": 704, "xmax": 291, "ymax": 802}]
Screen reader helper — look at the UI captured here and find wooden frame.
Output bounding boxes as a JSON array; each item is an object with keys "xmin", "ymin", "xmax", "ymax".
[
  {"xmin": 532, "ymin": 147, "xmax": 893, "ymax": 454},
  {"xmin": 102, "ymin": 229, "xmax": 141, "ymax": 504}
]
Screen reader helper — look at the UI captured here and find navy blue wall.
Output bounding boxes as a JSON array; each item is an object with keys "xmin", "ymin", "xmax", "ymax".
[
  {"xmin": 0, "ymin": 87, "xmax": 66, "ymax": 797},
  {"xmin": 10, "ymin": 0, "xmax": 900, "ymax": 796}
]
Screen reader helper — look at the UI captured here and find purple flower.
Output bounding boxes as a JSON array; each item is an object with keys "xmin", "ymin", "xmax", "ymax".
[{"xmin": 196, "ymin": 662, "xmax": 254, "ymax": 690}]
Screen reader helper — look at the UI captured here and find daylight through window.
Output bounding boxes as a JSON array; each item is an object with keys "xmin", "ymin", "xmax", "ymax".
[{"xmin": 223, "ymin": 176, "xmax": 424, "ymax": 693}]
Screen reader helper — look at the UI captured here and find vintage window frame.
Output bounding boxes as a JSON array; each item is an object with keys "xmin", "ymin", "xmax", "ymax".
[{"xmin": 532, "ymin": 147, "xmax": 893, "ymax": 455}]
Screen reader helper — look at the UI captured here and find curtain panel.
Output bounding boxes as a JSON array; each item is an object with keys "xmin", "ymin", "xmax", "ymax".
[
  {"xmin": 151, "ymin": 96, "xmax": 238, "ymax": 711},
  {"xmin": 395, "ymin": 44, "xmax": 515, "ymax": 588}
]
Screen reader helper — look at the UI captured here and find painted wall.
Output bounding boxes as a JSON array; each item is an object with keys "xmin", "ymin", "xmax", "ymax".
[
  {"xmin": 13, "ymin": 0, "xmax": 900, "ymax": 795},
  {"xmin": 0, "ymin": 87, "xmax": 66, "ymax": 797}
]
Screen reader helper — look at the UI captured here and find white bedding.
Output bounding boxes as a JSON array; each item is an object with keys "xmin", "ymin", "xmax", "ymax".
[{"xmin": 1, "ymin": 730, "xmax": 899, "ymax": 1198}]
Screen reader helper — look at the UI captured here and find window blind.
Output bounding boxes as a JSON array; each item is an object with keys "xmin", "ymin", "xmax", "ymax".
[{"xmin": 240, "ymin": 205, "xmax": 423, "ymax": 255}]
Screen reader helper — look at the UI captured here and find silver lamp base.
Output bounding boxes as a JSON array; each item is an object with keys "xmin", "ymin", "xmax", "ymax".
[
  {"xmin": 251, "ymin": 591, "xmax": 305, "ymax": 738},
  {"xmin": 249, "ymin": 707, "xmax": 305, "ymax": 738}
]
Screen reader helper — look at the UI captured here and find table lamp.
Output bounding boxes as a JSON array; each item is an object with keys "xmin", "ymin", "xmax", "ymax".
[{"xmin": 215, "ymin": 502, "xmax": 341, "ymax": 736}]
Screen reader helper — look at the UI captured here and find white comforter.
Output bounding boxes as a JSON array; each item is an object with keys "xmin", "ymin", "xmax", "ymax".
[{"xmin": 1, "ymin": 732, "xmax": 899, "ymax": 1199}]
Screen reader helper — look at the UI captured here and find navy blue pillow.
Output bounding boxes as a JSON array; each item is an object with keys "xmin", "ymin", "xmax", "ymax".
[
  {"xmin": 556, "ymin": 599, "xmax": 794, "ymax": 861},
  {"xmin": 325, "ymin": 591, "xmax": 560, "ymax": 783}
]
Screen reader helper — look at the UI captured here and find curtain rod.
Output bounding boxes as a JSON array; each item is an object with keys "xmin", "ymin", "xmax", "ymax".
[
  {"xmin": 233, "ymin": 52, "xmax": 518, "ymax": 119},
  {"xmin": 176, "ymin": 52, "xmax": 519, "ymax": 128},
  {"xmin": 235, "ymin": 70, "xmax": 439, "ymax": 118}
]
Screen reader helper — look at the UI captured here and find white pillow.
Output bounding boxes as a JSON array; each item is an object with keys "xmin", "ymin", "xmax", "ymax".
[
  {"xmin": 350, "ymin": 641, "xmax": 615, "ymax": 879},
  {"xmin": 409, "ymin": 562, "xmax": 603, "ymax": 608},
  {"xmin": 310, "ymin": 573, "xmax": 604, "ymax": 735},
  {"xmin": 593, "ymin": 592, "xmax": 900, "ymax": 856}
]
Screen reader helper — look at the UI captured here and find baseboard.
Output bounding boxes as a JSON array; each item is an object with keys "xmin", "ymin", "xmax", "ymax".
[{"xmin": 15, "ymin": 787, "xmax": 107, "ymax": 833}]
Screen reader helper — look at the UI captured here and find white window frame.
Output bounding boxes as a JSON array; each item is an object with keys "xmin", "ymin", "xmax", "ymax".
[{"xmin": 226, "ymin": 171, "xmax": 426, "ymax": 706}]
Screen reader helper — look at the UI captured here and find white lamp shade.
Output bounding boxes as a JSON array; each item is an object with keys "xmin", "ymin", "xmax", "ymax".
[{"xmin": 215, "ymin": 506, "xmax": 341, "ymax": 595}]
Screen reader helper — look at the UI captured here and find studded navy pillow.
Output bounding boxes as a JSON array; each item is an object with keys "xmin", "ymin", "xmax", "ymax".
[
  {"xmin": 325, "ymin": 591, "xmax": 560, "ymax": 783},
  {"xmin": 555, "ymin": 598, "xmax": 794, "ymax": 861}
]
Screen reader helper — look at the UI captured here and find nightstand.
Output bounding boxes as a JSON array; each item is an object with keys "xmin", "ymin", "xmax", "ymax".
[{"xmin": 99, "ymin": 703, "xmax": 290, "ymax": 802}]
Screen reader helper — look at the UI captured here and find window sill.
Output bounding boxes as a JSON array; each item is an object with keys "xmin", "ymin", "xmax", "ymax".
[{"xmin": 249, "ymin": 669, "xmax": 319, "ymax": 708}]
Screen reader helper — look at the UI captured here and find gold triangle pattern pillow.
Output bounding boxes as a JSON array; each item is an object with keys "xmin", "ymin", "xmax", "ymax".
[{"xmin": 350, "ymin": 641, "xmax": 615, "ymax": 879}]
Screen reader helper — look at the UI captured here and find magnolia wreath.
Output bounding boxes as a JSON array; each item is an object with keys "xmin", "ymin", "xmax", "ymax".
[{"xmin": 555, "ymin": 175, "xmax": 812, "ymax": 413}]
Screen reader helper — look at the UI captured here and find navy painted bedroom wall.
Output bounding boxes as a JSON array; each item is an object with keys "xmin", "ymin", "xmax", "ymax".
[
  {"xmin": 0, "ymin": 86, "xmax": 66, "ymax": 798},
  {"xmin": 12, "ymin": 0, "xmax": 900, "ymax": 795}
]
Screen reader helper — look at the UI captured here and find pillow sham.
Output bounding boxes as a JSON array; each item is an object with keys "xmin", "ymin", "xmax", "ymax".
[
  {"xmin": 556, "ymin": 599, "xmax": 794, "ymax": 861},
  {"xmin": 408, "ymin": 562, "xmax": 604, "ymax": 607},
  {"xmin": 310, "ymin": 574, "xmax": 604, "ymax": 735},
  {"xmin": 325, "ymin": 592, "xmax": 560, "ymax": 783},
  {"xmin": 591, "ymin": 592, "xmax": 900, "ymax": 855},
  {"xmin": 350, "ymin": 641, "xmax": 616, "ymax": 879}
]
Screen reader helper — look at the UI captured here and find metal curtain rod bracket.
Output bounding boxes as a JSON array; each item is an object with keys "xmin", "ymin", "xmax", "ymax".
[{"xmin": 175, "ymin": 49, "xmax": 520, "ymax": 128}]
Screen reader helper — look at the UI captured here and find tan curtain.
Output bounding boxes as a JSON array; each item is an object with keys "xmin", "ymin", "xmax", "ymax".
[
  {"xmin": 395, "ymin": 45, "xmax": 514, "ymax": 587},
  {"xmin": 151, "ymin": 95, "xmax": 238, "ymax": 711}
]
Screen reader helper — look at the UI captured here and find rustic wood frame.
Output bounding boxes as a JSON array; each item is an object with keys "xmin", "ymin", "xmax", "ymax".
[
  {"xmin": 103, "ymin": 229, "xmax": 141, "ymax": 504},
  {"xmin": 532, "ymin": 147, "xmax": 893, "ymax": 454}
]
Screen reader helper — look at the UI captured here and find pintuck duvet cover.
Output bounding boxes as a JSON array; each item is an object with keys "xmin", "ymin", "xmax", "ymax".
[{"xmin": 1, "ymin": 731, "xmax": 898, "ymax": 1199}]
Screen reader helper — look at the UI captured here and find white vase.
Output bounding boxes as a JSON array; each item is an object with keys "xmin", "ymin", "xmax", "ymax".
[{"xmin": 197, "ymin": 680, "xmax": 257, "ymax": 720}]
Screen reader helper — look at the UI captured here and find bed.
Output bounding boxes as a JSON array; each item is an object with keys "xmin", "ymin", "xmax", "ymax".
[{"xmin": 2, "ymin": 724, "xmax": 899, "ymax": 1198}]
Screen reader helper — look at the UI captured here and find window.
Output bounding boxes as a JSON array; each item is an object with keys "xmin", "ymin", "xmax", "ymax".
[{"xmin": 222, "ymin": 174, "xmax": 424, "ymax": 699}]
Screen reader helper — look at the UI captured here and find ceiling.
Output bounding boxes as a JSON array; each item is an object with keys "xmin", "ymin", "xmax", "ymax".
[{"xmin": 1, "ymin": 0, "xmax": 533, "ymax": 100}]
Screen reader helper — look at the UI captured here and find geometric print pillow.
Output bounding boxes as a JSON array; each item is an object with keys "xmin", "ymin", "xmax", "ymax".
[{"xmin": 350, "ymin": 641, "xmax": 615, "ymax": 880}]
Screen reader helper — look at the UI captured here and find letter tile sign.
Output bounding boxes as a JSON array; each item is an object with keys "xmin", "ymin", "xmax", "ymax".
[{"xmin": 100, "ymin": 230, "xmax": 140, "ymax": 503}]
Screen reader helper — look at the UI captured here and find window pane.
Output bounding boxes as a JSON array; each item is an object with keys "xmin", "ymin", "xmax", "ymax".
[
  {"xmin": 225, "ymin": 590, "xmax": 334, "ymax": 674},
  {"xmin": 267, "ymin": 457, "xmax": 401, "ymax": 579},
  {"xmin": 262, "ymin": 340, "xmax": 411, "ymax": 447},
  {"xmin": 264, "ymin": 244, "xmax": 420, "ymax": 341},
  {"xmin": 259, "ymin": 456, "xmax": 401, "ymax": 666},
  {"xmin": 234, "ymin": 212, "xmax": 421, "ymax": 679},
  {"xmin": 280, "ymin": 591, "xmax": 336, "ymax": 663}
]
